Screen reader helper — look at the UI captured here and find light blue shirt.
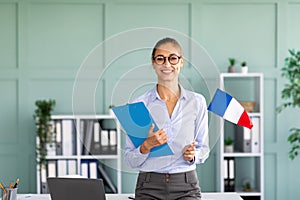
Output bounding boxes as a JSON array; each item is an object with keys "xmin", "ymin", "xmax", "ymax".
[{"xmin": 124, "ymin": 85, "xmax": 209, "ymax": 173}]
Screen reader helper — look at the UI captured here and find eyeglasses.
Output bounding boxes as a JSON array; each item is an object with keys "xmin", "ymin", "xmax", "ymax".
[{"xmin": 153, "ymin": 54, "xmax": 181, "ymax": 65}]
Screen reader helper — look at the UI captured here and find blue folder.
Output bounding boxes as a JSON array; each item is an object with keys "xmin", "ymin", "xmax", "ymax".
[{"xmin": 112, "ymin": 102, "xmax": 173, "ymax": 157}]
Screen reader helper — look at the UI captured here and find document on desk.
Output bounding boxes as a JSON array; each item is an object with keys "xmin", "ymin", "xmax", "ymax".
[{"xmin": 112, "ymin": 102, "xmax": 174, "ymax": 157}]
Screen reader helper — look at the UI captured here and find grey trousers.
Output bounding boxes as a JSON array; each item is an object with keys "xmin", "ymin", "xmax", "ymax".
[{"xmin": 135, "ymin": 170, "xmax": 201, "ymax": 200}]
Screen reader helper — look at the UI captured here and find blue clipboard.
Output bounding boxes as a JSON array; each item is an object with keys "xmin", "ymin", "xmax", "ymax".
[{"xmin": 112, "ymin": 102, "xmax": 174, "ymax": 157}]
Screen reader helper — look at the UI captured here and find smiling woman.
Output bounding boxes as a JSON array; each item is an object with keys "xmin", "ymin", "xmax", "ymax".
[{"xmin": 124, "ymin": 37, "xmax": 210, "ymax": 200}]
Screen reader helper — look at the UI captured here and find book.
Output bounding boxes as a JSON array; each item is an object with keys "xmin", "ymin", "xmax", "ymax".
[
  {"xmin": 112, "ymin": 102, "xmax": 174, "ymax": 157},
  {"xmin": 251, "ymin": 117, "xmax": 260, "ymax": 153},
  {"xmin": 235, "ymin": 126, "xmax": 251, "ymax": 152}
]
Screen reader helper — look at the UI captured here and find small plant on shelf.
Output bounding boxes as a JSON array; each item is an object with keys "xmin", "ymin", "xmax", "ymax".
[
  {"xmin": 228, "ymin": 58, "xmax": 236, "ymax": 73},
  {"xmin": 243, "ymin": 181, "xmax": 252, "ymax": 192},
  {"xmin": 240, "ymin": 61, "xmax": 248, "ymax": 73},
  {"xmin": 34, "ymin": 99, "xmax": 56, "ymax": 168},
  {"xmin": 224, "ymin": 137, "xmax": 234, "ymax": 153}
]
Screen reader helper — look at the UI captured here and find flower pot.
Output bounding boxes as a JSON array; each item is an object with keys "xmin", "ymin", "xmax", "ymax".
[
  {"xmin": 228, "ymin": 66, "xmax": 236, "ymax": 73},
  {"xmin": 241, "ymin": 66, "xmax": 248, "ymax": 74},
  {"xmin": 224, "ymin": 145, "xmax": 234, "ymax": 153}
]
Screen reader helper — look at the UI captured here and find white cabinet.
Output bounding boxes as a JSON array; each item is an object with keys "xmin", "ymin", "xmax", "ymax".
[
  {"xmin": 217, "ymin": 73, "xmax": 264, "ymax": 200},
  {"xmin": 36, "ymin": 115, "xmax": 121, "ymax": 194}
]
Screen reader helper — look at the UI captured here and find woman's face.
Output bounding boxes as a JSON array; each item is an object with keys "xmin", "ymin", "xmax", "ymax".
[{"xmin": 152, "ymin": 43, "xmax": 183, "ymax": 83}]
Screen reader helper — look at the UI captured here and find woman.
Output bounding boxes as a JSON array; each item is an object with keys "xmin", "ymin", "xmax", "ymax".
[{"xmin": 124, "ymin": 37, "xmax": 209, "ymax": 200}]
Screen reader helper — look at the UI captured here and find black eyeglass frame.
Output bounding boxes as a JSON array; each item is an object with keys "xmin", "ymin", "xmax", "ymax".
[{"xmin": 152, "ymin": 54, "xmax": 182, "ymax": 65}]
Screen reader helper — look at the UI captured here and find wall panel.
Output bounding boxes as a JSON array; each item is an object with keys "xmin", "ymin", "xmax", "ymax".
[
  {"xmin": 24, "ymin": 2, "xmax": 103, "ymax": 69},
  {"xmin": 200, "ymin": 3, "xmax": 276, "ymax": 72},
  {"xmin": 0, "ymin": 80, "xmax": 18, "ymax": 145},
  {"xmin": 0, "ymin": 3, "xmax": 17, "ymax": 68},
  {"xmin": 287, "ymin": 3, "xmax": 300, "ymax": 49},
  {"xmin": 264, "ymin": 78, "xmax": 277, "ymax": 143},
  {"xmin": 264, "ymin": 153, "xmax": 276, "ymax": 200}
]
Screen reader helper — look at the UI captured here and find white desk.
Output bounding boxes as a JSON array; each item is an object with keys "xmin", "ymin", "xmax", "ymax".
[{"xmin": 16, "ymin": 193, "xmax": 243, "ymax": 200}]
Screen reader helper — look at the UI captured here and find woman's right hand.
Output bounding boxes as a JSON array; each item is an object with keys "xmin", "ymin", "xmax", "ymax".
[{"xmin": 140, "ymin": 124, "xmax": 168, "ymax": 154}]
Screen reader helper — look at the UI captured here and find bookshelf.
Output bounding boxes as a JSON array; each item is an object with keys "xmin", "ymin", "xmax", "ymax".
[
  {"xmin": 36, "ymin": 114, "xmax": 121, "ymax": 194},
  {"xmin": 217, "ymin": 73, "xmax": 264, "ymax": 200}
]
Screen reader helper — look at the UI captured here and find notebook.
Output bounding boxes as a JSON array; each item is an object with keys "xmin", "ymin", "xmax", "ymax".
[
  {"xmin": 112, "ymin": 102, "xmax": 173, "ymax": 157},
  {"xmin": 47, "ymin": 177, "xmax": 106, "ymax": 200}
]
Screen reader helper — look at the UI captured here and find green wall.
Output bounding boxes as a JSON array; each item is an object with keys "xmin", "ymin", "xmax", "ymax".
[{"xmin": 0, "ymin": 0, "xmax": 300, "ymax": 199}]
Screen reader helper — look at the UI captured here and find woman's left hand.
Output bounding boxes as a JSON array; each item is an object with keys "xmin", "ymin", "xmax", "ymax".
[{"xmin": 183, "ymin": 141, "xmax": 198, "ymax": 162}]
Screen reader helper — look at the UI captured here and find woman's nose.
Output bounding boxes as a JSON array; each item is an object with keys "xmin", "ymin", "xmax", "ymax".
[{"xmin": 163, "ymin": 58, "xmax": 172, "ymax": 67}]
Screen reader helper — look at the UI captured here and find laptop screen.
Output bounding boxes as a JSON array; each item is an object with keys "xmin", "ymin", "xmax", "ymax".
[{"xmin": 47, "ymin": 178, "xmax": 106, "ymax": 200}]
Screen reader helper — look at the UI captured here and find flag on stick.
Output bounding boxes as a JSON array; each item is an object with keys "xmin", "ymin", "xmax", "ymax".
[{"xmin": 208, "ymin": 88, "xmax": 253, "ymax": 129}]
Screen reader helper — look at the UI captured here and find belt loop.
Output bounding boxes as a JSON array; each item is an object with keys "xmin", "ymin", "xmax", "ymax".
[
  {"xmin": 185, "ymin": 172, "xmax": 189, "ymax": 183},
  {"xmin": 145, "ymin": 172, "xmax": 151, "ymax": 182}
]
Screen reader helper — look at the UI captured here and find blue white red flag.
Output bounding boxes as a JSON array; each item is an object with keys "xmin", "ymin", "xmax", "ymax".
[{"xmin": 208, "ymin": 88, "xmax": 253, "ymax": 129}]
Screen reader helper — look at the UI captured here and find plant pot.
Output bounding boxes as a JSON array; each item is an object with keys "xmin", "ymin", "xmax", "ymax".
[
  {"xmin": 228, "ymin": 66, "xmax": 236, "ymax": 73},
  {"xmin": 224, "ymin": 145, "xmax": 234, "ymax": 153},
  {"xmin": 241, "ymin": 66, "xmax": 248, "ymax": 74}
]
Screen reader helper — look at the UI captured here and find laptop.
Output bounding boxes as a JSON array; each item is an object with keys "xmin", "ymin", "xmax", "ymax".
[{"xmin": 47, "ymin": 177, "xmax": 106, "ymax": 200}]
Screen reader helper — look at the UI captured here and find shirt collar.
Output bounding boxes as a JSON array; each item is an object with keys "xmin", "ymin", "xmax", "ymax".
[{"xmin": 150, "ymin": 84, "xmax": 187, "ymax": 102}]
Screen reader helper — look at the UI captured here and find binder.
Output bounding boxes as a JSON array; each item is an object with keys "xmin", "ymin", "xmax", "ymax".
[
  {"xmin": 57, "ymin": 160, "xmax": 67, "ymax": 177},
  {"xmin": 89, "ymin": 160, "xmax": 98, "ymax": 179},
  {"xmin": 41, "ymin": 166, "xmax": 48, "ymax": 193},
  {"xmin": 223, "ymin": 159, "xmax": 229, "ymax": 192},
  {"xmin": 109, "ymin": 129, "xmax": 117, "ymax": 154},
  {"xmin": 224, "ymin": 157, "xmax": 235, "ymax": 192},
  {"xmin": 112, "ymin": 102, "xmax": 174, "ymax": 157},
  {"xmin": 62, "ymin": 120, "xmax": 76, "ymax": 156},
  {"xmin": 91, "ymin": 121, "xmax": 101, "ymax": 154},
  {"xmin": 81, "ymin": 161, "xmax": 89, "ymax": 178},
  {"xmin": 235, "ymin": 126, "xmax": 251, "ymax": 152},
  {"xmin": 251, "ymin": 117, "xmax": 260, "ymax": 153},
  {"xmin": 228, "ymin": 158, "xmax": 235, "ymax": 192},
  {"xmin": 82, "ymin": 120, "xmax": 94, "ymax": 155},
  {"xmin": 67, "ymin": 160, "xmax": 77, "ymax": 175},
  {"xmin": 55, "ymin": 121, "xmax": 62, "ymax": 155},
  {"xmin": 47, "ymin": 160, "xmax": 57, "ymax": 177},
  {"xmin": 80, "ymin": 160, "xmax": 98, "ymax": 178},
  {"xmin": 101, "ymin": 130, "xmax": 109, "ymax": 154}
]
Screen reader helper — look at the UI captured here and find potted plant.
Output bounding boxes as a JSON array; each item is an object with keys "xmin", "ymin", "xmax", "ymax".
[
  {"xmin": 242, "ymin": 180, "xmax": 252, "ymax": 192},
  {"xmin": 34, "ymin": 99, "xmax": 56, "ymax": 169},
  {"xmin": 224, "ymin": 137, "xmax": 234, "ymax": 153},
  {"xmin": 241, "ymin": 61, "xmax": 248, "ymax": 74},
  {"xmin": 228, "ymin": 58, "xmax": 236, "ymax": 73},
  {"xmin": 277, "ymin": 49, "xmax": 300, "ymax": 160}
]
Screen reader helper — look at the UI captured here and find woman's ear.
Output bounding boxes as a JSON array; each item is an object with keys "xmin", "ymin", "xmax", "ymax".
[{"xmin": 180, "ymin": 57, "xmax": 184, "ymax": 68}]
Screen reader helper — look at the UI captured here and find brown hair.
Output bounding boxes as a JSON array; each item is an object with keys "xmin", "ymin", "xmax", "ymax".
[{"xmin": 151, "ymin": 37, "xmax": 182, "ymax": 59}]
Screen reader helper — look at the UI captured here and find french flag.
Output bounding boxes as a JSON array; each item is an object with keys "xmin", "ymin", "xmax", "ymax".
[{"xmin": 208, "ymin": 88, "xmax": 253, "ymax": 129}]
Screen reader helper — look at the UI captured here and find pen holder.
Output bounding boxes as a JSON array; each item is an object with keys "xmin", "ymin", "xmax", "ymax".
[{"xmin": 2, "ymin": 188, "xmax": 18, "ymax": 200}]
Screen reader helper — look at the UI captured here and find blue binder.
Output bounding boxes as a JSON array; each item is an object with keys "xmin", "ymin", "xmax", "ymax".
[{"xmin": 112, "ymin": 102, "xmax": 174, "ymax": 157}]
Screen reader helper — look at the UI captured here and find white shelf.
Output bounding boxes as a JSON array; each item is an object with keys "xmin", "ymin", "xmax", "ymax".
[
  {"xmin": 220, "ymin": 72, "xmax": 263, "ymax": 78},
  {"xmin": 223, "ymin": 153, "xmax": 262, "ymax": 157},
  {"xmin": 36, "ymin": 115, "xmax": 122, "ymax": 194},
  {"xmin": 217, "ymin": 73, "xmax": 264, "ymax": 200},
  {"xmin": 80, "ymin": 155, "xmax": 119, "ymax": 159}
]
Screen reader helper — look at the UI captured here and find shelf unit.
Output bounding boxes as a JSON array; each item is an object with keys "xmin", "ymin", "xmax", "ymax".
[
  {"xmin": 217, "ymin": 73, "xmax": 264, "ymax": 200},
  {"xmin": 36, "ymin": 114, "xmax": 121, "ymax": 194}
]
